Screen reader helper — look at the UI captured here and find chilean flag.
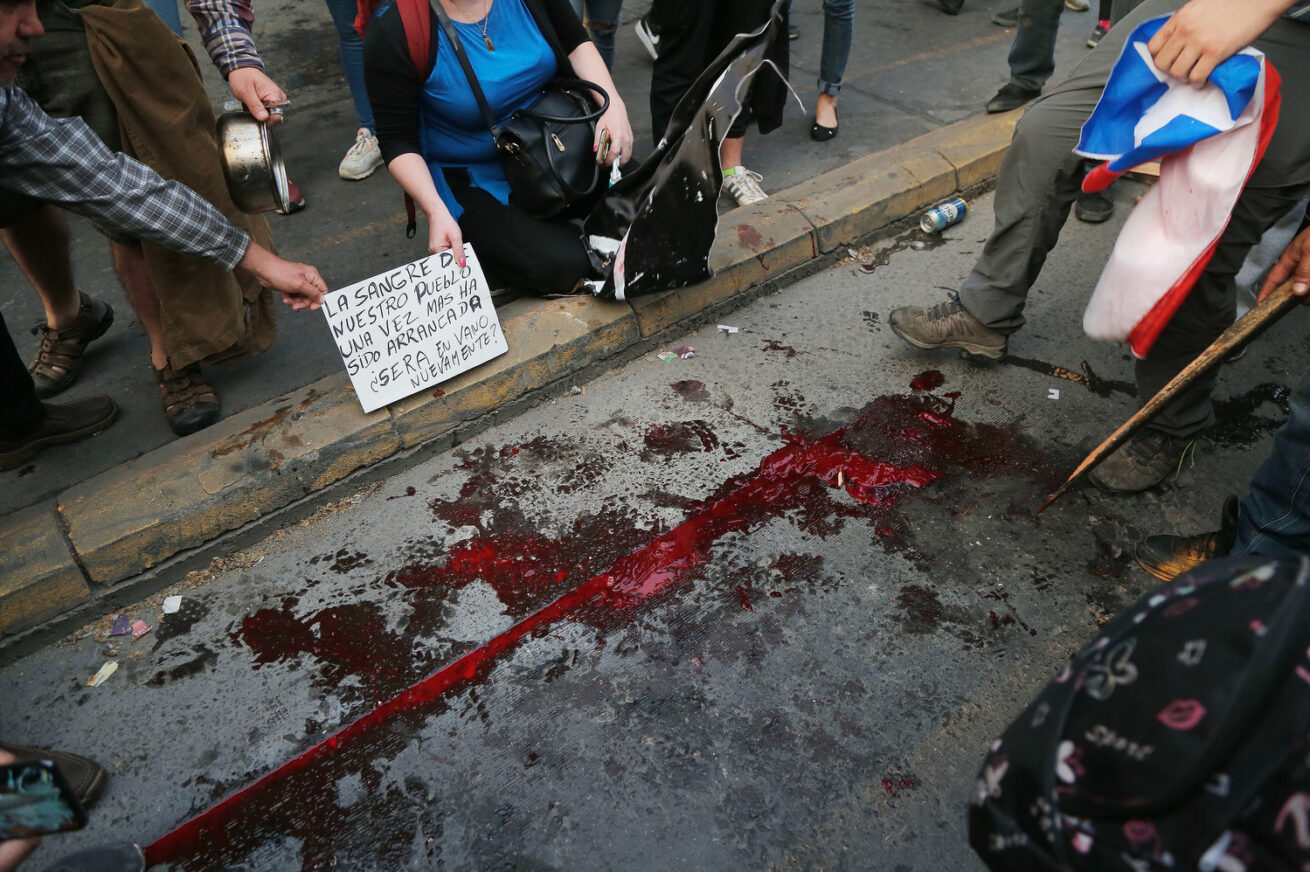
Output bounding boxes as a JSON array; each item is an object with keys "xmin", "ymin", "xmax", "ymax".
[{"xmin": 1075, "ymin": 15, "xmax": 1282, "ymax": 358}]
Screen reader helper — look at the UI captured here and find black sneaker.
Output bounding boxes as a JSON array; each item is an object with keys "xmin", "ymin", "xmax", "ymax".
[
  {"xmin": 635, "ymin": 14, "xmax": 660, "ymax": 60},
  {"xmin": 1087, "ymin": 20, "xmax": 1109, "ymax": 47},
  {"xmin": 0, "ymin": 396, "xmax": 118, "ymax": 471},
  {"xmin": 1135, "ymin": 496, "xmax": 1237, "ymax": 582},
  {"xmin": 889, "ymin": 293, "xmax": 1008, "ymax": 359},
  {"xmin": 1075, "ymin": 188, "xmax": 1115, "ymax": 223},
  {"xmin": 1087, "ymin": 429, "xmax": 1196, "ymax": 494},
  {"xmin": 986, "ymin": 83, "xmax": 1041, "ymax": 113}
]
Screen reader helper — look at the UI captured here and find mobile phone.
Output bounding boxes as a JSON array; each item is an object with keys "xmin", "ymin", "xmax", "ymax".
[
  {"xmin": 596, "ymin": 128, "xmax": 611, "ymax": 166},
  {"xmin": 0, "ymin": 759, "xmax": 87, "ymax": 840}
]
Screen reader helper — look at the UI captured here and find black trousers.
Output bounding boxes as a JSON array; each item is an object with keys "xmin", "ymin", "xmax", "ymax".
[
  {"xmin": 647, "ymin": 0, "xmax": 784, "ymax": 148},
  {"xmin": 446, "ymin": 169, "xmax": 600, "ymax": 295},
  {"xmin": 1, "ymin": 312, "xmax": 43, "ymax": 440}
]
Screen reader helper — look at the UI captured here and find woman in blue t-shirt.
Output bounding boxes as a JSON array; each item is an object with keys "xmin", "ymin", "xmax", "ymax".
[{"xmin": 364, "ymin": 0, "xmax": 634, "ymax": 297}]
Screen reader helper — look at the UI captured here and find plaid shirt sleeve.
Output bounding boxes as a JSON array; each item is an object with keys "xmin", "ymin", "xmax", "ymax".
[
  {"xmin": 0, "ymin": 85, "xmax": 250, "ymax": 270},
  {"xmin": 185, "ymin": 0, "xmax": 264, "ymax": 78}
]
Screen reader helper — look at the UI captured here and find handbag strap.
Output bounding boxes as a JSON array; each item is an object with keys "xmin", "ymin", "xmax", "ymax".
[{"xmin": 427, "ymin": 0, "xmax": 503, "ymax": 137}]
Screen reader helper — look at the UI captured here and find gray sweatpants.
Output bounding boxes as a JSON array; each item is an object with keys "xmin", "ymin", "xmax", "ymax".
[{"xmin": 957, "ymin": 0, "xmax": 1310, "ymax": 437}]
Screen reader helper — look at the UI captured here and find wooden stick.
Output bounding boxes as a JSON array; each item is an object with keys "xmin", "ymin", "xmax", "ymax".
[{"xmin": 1039, "ymin": 279, "xmax": 1301, "ymax": 512}]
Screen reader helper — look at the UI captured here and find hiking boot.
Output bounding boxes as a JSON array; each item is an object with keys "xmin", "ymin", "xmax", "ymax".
[
  {"xmin": 635, "ymin": 13, "xmax": 660, "ymax": 60},
  {"xmin": 889, "ymin": 293, "xmax": 1007, "ymax": 359},
  {"xmin": 987, "ymin": 83, "xmax": 1041, "ymax": 113},
  {"xmin": 156, "ymin": 361, "xmax": 220, "ymax": 437},
  {"xmin": 991, "ymin": 7, "xmax": 1018, "ymax": 26},
  {"xmin": 339, "ymin": 127, "xmax": 383, "ymax": 180},
  {"xmin": 28, "ymin": 291, "xmax": 114, "ymax": 398},
  {"xmin": 1088, "ymin": 429, "xmax": 1196, "ymax": 494},
  {"xmin": 722, "ymin": 166, "xmax": 768, "ymax": 206},
  {"xmin": 0, "ymin": 743, "xmax": 107, "ymax": 808},
  {"xmin": 1075, "ymin": 188, "xmax": 1114, "ymax": 223},
  {"xmin": 1135, "ymin": 496, "xmax": 1237, "ymax": 582},
  {"xmin": 0, "ymin": 396, "xmax": 118, "ymax": 471}
]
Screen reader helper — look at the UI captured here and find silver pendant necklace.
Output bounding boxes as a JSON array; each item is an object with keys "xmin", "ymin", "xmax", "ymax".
[{"xmin": 477, "ymin": 0, "xmax": 494, "ymax": 51}]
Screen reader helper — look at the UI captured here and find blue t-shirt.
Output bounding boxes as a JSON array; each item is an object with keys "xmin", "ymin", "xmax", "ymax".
[{"xmin": 419, "ymin": 0, "xmax": 557, "ymax": 219}]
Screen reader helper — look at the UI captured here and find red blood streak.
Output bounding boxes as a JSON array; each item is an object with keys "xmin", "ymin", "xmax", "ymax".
[
  {"xmin": 145, "ymin": 394, "xmax": 1051, "ymax": 868},
  {"xmin": 146, "ymin": 415, "xmax": 937, "ymax": 866},
  {"xmin": 910, "ymin": 370, "xmax": 944, "ymax": 391},
  {"xmin": 738, "ymin": 586, "xmax": 754, "ymax": 611}
]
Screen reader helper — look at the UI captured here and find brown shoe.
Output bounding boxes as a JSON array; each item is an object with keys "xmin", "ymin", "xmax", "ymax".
[
  {"xmin": 29, "ymin": 292, "xmax": 114, "ymax": 398},
  {"xmin": 1088, "ymin": 429, "xmax": 1196, "ymax": 494},
  {"xmin": 0, "ymin": 742, "xmax": 107, "ymax": 808},
  {"xmin": 889, "ymin": 294, "xmax": 1007, "ymax": 360},
  {"xmin": 156, "ymin": 361, "xmax": 220, "ymax": 437},
  {"xmin": 1135, "ymin": 496, "xmax": 1238, "ymax": 582},
  {"xmin": 0, "ymin": 396, "xmax": 118, "ymax": 470}
]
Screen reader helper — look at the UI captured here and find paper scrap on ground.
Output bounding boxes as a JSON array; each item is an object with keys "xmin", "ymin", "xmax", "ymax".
[
  {"xmin": 87, "ymin": 661, "xmax": 118, "ymax": 687},
  {"xmin": 130, "ymin": 620, "xmax": 151, "ymax": 639},
  {"xmin": 1048, "ymin": 388, "xmax": 1060, "ymax": 400},
  {"xmin": 658, "ymin": 351, "xmax": 676, "ymax": 362},
  {"xmin": 717, "ymin": 325, "xmax": 739, "ymax": 334},
  {"xmin": 162, "ymin": 596, "xmax": 182, "ymax": 614},
  {"xmin": 321, "ymin": 246, "xmax": 507, "ymax": 413},
  {"xmin": 109, "ymin": 615, "xmax": 131, "ymax": 636}
]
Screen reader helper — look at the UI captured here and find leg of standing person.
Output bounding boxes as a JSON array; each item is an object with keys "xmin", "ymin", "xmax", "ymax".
[
  {"xmin": 648, "ymin": 0, "xmax": 712, "ymax": 147},
  {"xmin": 324, "ymin": 0, "xmax": 383, "ymax": 180},
  {"xmin": 0, "ymin": 310, "xmax": 118, "ymax": 471},
  {"xmin": 584, "ymin": 0, "xmax": 624, "ymax": 70},
  {"xmin": 986, "ymin": 0, "xmax": 1063, "ymax": 112},
  {"xmin": 1230, "ymin": 369, "xmax": 1310, "ymax": 557},
  {"xmin": 812, "ymin": 0, "xmax": 853, "ymax": 140},
  {"xmin": 0, "ymin": 205, "xmax": 114, "ymax": 397},
  {"xmin": 139, "ymin": 0, "xmax": 182, "ymax": 36}
]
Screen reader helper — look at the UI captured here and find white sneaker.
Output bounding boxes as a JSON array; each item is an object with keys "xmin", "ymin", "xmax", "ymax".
[
  {"xmin": 339, "ymin": 128, "xmax": 383, "ymax": 180},
  {"xmin": 722, "ymin": 166, "xmax": 767, "ymax": 206},
  {"xmin": 635, "ymin": 14, "xmax": 660, "ymax": 61}
]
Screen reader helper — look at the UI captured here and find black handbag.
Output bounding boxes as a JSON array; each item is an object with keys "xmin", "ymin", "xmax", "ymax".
[{"xmin": 430, "ymin": 0, "xmax": 609, "ymax": 219}]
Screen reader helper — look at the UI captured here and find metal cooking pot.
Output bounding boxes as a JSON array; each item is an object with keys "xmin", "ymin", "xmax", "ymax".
[{"xmin": 216, "ymin": 109, "xmax": 291, "ymax": 215}]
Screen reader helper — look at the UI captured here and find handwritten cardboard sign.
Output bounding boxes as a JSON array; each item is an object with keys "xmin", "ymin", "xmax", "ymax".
[{"xmin": 321, "ymin": 246, "xmax": 507, "ymax": 413}]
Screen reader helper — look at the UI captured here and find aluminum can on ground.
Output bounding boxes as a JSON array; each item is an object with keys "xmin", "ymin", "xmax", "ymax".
[{"xmin": 920, "ymin": 198, "xmax": 968, "ymax": 233}]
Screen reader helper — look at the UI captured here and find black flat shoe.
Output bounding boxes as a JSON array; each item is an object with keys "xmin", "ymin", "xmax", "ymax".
[
  {"xmin": 810, "ymin": 121, "xmax": 838, "ymax": 142},
  {"xmin": 810, "ymin": 109, "xmax": 838, "ymax": 142}
]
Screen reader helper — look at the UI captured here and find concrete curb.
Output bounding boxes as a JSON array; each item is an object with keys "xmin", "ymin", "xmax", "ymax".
[{"xmin": 0, "ymin": 110, "xmax": 1019, "ymax": 643}]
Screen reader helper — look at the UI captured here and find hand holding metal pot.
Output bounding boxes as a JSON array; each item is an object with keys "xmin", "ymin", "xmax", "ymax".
[{"xmin": 217, "ymin": 107, "xmax": 293, "ymax": 215}]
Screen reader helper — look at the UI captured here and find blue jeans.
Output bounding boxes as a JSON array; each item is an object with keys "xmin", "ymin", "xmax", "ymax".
[
  {"xmin": 1007, "ymin": 0, "xmax": 1064, "ymax": 92},
  {"xmin": 323, "ymin": 0, "xmax": 374, "ymax": 132},
  {"xmin": 818, "ymin": 0, "xmax": 853, "ymax": 96},
  {"xmin": 1233, "ymin": 369, "xmax": 1310, "ymax": 557},
  {"xmin": 142, "ymin": 0, "xmax": 183, "ymax": 36},
  {"xmin": 570, "ymin": 0, "xmax": 624, "ymax": 69}
]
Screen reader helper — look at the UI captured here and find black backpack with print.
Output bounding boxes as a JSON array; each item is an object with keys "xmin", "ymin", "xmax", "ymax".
[{"xmin": 970, "ymin": 555, "xmax": 1310, "ymax": 871}]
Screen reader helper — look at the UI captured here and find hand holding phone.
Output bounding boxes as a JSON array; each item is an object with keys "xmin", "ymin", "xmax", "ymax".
[{"xmin": 596, "ymin": 128, "xmax": 611, "ymax": 167}]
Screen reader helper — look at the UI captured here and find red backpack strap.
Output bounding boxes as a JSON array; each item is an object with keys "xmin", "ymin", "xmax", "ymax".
[{"xmin": 398, "ymin": 0, "xmax": 431, "ymax": 79}]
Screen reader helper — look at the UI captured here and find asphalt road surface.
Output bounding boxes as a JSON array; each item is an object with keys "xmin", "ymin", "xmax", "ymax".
[{"xmin": 4, "ymin": 189, "xmax": 1304, "ymax": 870}]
